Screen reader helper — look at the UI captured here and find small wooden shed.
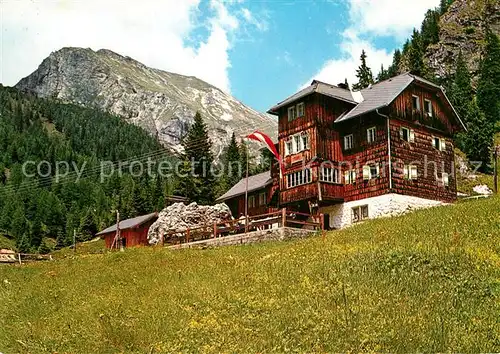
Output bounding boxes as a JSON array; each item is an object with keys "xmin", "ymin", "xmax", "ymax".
[{"xmin": 97, "ymin": 212, "xmax": 158, "ymax": 248}]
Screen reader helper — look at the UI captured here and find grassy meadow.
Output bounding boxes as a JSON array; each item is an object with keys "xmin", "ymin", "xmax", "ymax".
[{"xmin": 0, "ymin": 196, "xmax": 499, "ymax": 353}]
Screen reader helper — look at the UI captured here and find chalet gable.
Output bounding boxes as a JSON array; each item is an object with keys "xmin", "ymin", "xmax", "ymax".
[
  {"xmin": 335, "ymin": 73, "xmax": 466, "ymax": 133},
  {"xmin": 268, "ymin": 73, "xmax": 466, "ymax": 134}
]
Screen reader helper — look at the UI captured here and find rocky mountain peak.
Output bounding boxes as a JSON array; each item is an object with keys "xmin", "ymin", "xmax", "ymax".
[
  {"xmin": 425, "ymin": 0, "xmax": 500, "ymax": 81},
  {"xmin": 15, "ymin": 47, "xmax": 277, "ymax": 158}
]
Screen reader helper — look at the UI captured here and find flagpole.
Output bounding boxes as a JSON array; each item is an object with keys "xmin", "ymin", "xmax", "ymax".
[{"xmin": 244, "ymin": 138, "xmax": 249, "ymax": 233}]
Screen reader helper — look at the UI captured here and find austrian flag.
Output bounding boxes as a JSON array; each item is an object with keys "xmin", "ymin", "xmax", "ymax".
[{"xmin": 246, "ymin": 131, "xmax": 285, "ymax": 175}]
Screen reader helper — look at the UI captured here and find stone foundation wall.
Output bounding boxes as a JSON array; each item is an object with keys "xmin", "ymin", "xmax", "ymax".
[
  {"xmin": 168, "ymin": 227, "xmax": 317, "ymax": 250},
  {"xmin": 320, "ymin": 193, "xmax": 444, "ymax": 229}
]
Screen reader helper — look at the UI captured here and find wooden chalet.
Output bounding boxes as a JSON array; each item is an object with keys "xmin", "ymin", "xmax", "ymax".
[
  {"xmin": 216, "ymin": 170, "xmax": 275, "ymax": 217},
  {"xmin": 97, "ymin": 212, "xmax": 158, "ymax": 248},
  {"xmin": 267, "ymin": 72, "xmax": 466, "ymax": 229}
]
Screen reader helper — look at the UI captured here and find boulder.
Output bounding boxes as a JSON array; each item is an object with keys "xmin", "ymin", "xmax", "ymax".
[
  {"xmin": 472, "ymin": 184, "xmax": 493, "ymax": 195},
  {"xmin": 148, "ymin": 202, "xmax": 233, "ymax": 245}
]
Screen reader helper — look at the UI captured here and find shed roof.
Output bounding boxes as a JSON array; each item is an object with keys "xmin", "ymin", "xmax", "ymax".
[
  {"xmin": 267, "ymin": 80, "xmax": 357, "ymax": 114},
  {"xmin": 96, "ymin": 212, "xmax": 158, "ymax": 236},
  {"xmin": 216, "ymin": 170, "xmax": 272, "ymax": 202}
]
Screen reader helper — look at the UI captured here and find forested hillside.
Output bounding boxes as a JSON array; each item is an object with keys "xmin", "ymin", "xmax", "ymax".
[
  {"xmin": 0, "ymin": 85, "xmax": 174, "ymax": 252},
  {"xmin": 357, "ymin": 0, "xmax": 500, "ymax": 172}
]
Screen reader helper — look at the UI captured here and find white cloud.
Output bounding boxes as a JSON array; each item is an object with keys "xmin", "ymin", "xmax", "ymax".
[
  {"xmin": 348, "ymin": 0, "xmax": 440, "ymax": 39},
  {"xmin": 0, "ymin": 0, "xmax": 256, "ymax": 93},
  {"xmin": 241, "ymin": 8, "xmax": 268, "ymax": 32},
  {"xmin": 304, "ymin": 0, "xmax": 440, "ymax": 89},
  {"xmin": 303, "ymin": 30, "xmax": 393, "ymax": 88}
]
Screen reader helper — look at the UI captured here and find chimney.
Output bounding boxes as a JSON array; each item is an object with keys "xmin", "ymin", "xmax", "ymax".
[{"xmin": 337, "ymin": 82, "xmax": 349, "ymax": 90}]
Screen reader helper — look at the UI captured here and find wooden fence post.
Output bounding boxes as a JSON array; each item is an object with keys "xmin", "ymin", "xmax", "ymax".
[
  {"xmin": 281, "ymin": 208, "xmax": 286, "ymax": 228},
  {"xmin": 213, "ymin": 222, "xmax": 217, "ymax": 238},
  {"xmin": 320, "ymin": 213, "xmax": 325, "ymax": 240},
  {"xmin": 18, "ymin": 253, "xmax": 22, "ymax": 265},
  {"xmin": 186, "ymin": 228, "xmax": 190, "ymax": 243}
]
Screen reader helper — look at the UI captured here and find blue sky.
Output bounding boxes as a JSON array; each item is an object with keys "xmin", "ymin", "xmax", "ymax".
[{"xmin": 1, "ymin": 0, "xmax": 439, "ymax": 112}]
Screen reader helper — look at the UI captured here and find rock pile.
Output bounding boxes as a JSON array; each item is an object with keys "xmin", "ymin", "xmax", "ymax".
[{"xmin": 147, "ymin": 202, "xmax": 233, "ymax": 245}]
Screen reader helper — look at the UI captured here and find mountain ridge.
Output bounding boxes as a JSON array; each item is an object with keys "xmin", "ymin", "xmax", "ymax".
[{"xmin": 15, "ymin": 47, "xmax": 277, "ymax": 158}]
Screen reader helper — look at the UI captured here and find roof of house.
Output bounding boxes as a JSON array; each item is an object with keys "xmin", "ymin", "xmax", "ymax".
[
  {"xmin": 336, "ymin": 73, "xmax": 465, "ymax": 131},
  {"xmin": 267, "ymin": 80, "xmax": 357, "ymax": 114},
  {"xmin": 336, "ymin": 73, "xmax": 415, "ymax": 123},
  {"xmin": 216, "ymin": 170, "xmax": 272, "ymax": 202},
  {"xmin": 96, "ymin": 212, "xmax": 158, "ymax": 236},
  {"xmin": 266, "ymin": 72, "xmax": 466, "ymax": 131}
]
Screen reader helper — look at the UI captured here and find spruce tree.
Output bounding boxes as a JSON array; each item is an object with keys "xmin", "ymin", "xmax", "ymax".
[
  {"xmin": 353, "ymin": 50, "xmax": 374, "ymax": 90},
  {"xmin": 376, "ymin": 64, "xmax": 390, "ymax": 82},
  {"xmin": 464, "ymin": 99, "xmax": 493, "ymax": 173},
  {"xmin": 224, "ymin": 133, "xmax": 241, "ymax": 188},
  {"xmin": 180, "ymin": 112, "xmax": 216, "ymax": 204},
  {"xmin": 420, "ymin": 9, "xmax": 440, "ymax": 49},
  {"xmin": 477, "ymin": 29, "xmax": 500, "ymax": 126},
  {"xmin": 387, "ymin": 49, "xmax": 402, "ymax": 78},
  {"xmin": 407, "ymin": 29, "xmax": 426, "ymax": 76},
  {"xmin": 449, "ymin": 51, "xmax": 473, "ymax": 123}
]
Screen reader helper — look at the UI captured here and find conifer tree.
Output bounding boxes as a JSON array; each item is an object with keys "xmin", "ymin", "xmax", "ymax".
[
  {"xmin": 180, "ymin": 112, "xmax": 216, "ymax": 204},
  {"xmin": 223, "ymin": 133, "xmax": 241, "ymax": 189},
  {"xmin": 477, "ymin": 29, "xmax": 500, "ymax": 126},
  {"xmin": 420, "ymin": 9, "xmax": 440, "ymax": 48},
  {"xmin": 449, "ymin": 51, "xmax": 473, "ymax": 123},
  {"xmin": 387, "ymin": 49, "xmax": 402, "ymax": 78},
  {"xmin": 464, "ymin": 99, "xmax": 493, "ymax": 173},
  {"xmin": 353, "ymin": 50, "xmax": 374, "ymax": 90},
  {"xmin": 376, "ymin": 64, "xmax": 390, "ymax": 82},
  {"xmin": 407, "ymin": 29, "xmax": 426, "ymax": 76}
]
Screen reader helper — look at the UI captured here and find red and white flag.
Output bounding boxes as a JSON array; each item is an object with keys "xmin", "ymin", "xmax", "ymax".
[{"xmin": 246, "ymin": 131, "xmax": 284, "ymax": 175}]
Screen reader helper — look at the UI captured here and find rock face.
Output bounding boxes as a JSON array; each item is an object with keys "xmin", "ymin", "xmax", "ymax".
[
  {"xmin": 147, "ymin": 202, "xmax": 233, "ymax": 245},
  {"xmin": 15, "ymin": 47, "xmax": 277, "ymax": 158},
  {"xmin": 425, "ymin": 0, "xmax": 500, "ymax": 81}
]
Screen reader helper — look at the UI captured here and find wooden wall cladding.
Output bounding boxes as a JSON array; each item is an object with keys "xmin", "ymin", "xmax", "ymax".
[{"xmin": 389, "ymin": 119, "xmax": 456, "ymax": 202}]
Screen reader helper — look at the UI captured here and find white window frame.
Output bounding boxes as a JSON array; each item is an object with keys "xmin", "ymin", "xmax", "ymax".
[
  {"xmin": 400, "ymin": 127, "xmax": 415, "ymax": 143},
  {"xmin": 432, "ymin": 136, "xmax": 446, "ymax": 151},
  {"xmin": 287, "ymin": 106, "xmax": 296, "ymax": 122},
  {"xmin": 320, "ymin": 166, "xmax": 340, "ymax": 184},
  {"xmin": 258, "ymin": 192, "xmax": 267, "ymax": 206},
  {"xmin": 424, "ymin": 99, "xmax": 433, "ymax": 117},
  {"xmin": 352, "ymin": 205, "xmax": 369, "ymax": 223},
  {"xmin": 412, "ymin": 95, "xmax": 421, "ymax": 111},
  {"xmin": 367, "ymin": 126, "xmax": 376, "ymax": 143},
  {"xmin": 344, "ymin": 170, "xmax": 356, "ymax": 184},
  {"xmin": 286, "ymin": 169, "xmax": 312, "ymax": 188},
  {"xmin": 442, "ymin": 172, "xmax": 449, "ymax": 187},
  {"xmin": 403, "ymin": 164, "xmax": 418, "ymax": 180},
  {"xmin": 284, "ymin": 132, "xmax": 310, "ymax": 156},
  {"xmin": 344, "ymin": 134, "xmax": 354, "ymax": 150},
  {"xmin": 301, "ymin": 132, "xmax": 309, "ymax": 150},
  {"xmin": 296, "ymin": 102, "xmax": 305, "ymax": 117},
  {"xmin": 248, "ymin": 195, "xmax": 256, "ymax": 208},
  {"xmin": 285, "ymin": 138, "xmax": 293, "ymax": 156},
  {"xmin": 363, "ymin": 164, "xmax": 380, "ymax": 180}
]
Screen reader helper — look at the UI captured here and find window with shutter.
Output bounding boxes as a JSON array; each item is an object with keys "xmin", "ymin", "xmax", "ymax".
[
  {"xmin": 363, "ymin": 165, "xmax": 371, "ymax": 180},
  {"xmin": 442, "ymin": 172, "xmax": 449, "ymax": 186},
  {"xmin": 344, "ymin": 134, "xmax": 354, "ymax": 150},
  {"xmin": 287, "ymin": 106, "xmax": 296, "ymax": 121},
  {"xmin": 412, "ymin": 95, "xmax": 420, "ymax": 111},
  {"xmin": 296, "ymin": 102, "xmax": 305, "ymax": 117},
  {"xmin": 424, "ymin": 99, "xmax": 433, "ymax": 117},
  {"xmin": 367, "ymin": 127, "xmax": 376, "ymax": 143},
  {"xmin": 400, "ymin": 127, "xmax": 410, "ymax": 142}
]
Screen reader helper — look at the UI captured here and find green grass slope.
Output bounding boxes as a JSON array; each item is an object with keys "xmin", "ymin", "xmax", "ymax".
[{"xmin": 0, "ymin": 196, "xmax": 499, "ymax": 353}]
